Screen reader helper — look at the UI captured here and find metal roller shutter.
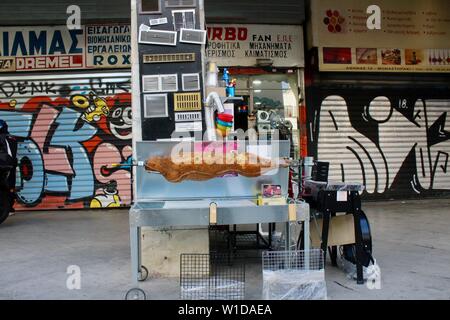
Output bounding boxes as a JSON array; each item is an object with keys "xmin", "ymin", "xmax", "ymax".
[
  {"xmin": 0, "ymin": 0, "xmax": 306, "ymax": 26},
  {"xmin": 0, "ymin": 71, "xmax": 132, "ymax": 210},
  {"xmin": 0, "ymin": 0, "xmax": 131, "ymax": 26},
  {"xmin": 0, "ymin": 0, "xmax": 305, "ymax": 26},
  {"xmin": 307, "ymin": 77, "xmax": 450, "ymax": 200}
]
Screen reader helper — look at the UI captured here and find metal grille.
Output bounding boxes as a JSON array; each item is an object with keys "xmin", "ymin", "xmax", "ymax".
[
  {"xmin": 160, "ymin": 74, "xmax": 178, "ymax": 92},
  {"xmin": 180, "ymin": 253, "xmax": 245, "ymax": 300},
  {"xmin": 180, "ymin": 29, "xmax": 206, "ymax": 44},
  {"xmin": 143, "ymin": 53, "xmax": 196, "ymax": 64},
  {"xmin": 182, "ymin": 73, "xmax": 200, "ymax": 91},
  {"xmin": 174, "ymin": 92, "xmax": 202, "ymax": 111},
  {"xmin": 262, "ymin": 249, "xmax": 327, "ymax": 300},
  {"xmin": 139, "ymin": 29, "xmax": 177, "ymax": 46},
  {"xmin": 173, "ymin": 11, "xmax": 185, "ymax": 31},
  {"xmin": 166, "ymin": 0, "xmax": 196, "ymax": 7},
  {"xmin": 143, "ymin": 94, "xmax": 168, "ymax": 118},
  {"xmin": 174, "ymin": 111, "xmax": 202, "ymax": 122},
  {"xmin": 142, "ymin": 75, "xmax": 159, "ymax": 92},
  {"xmin": 172, "ymin": 10, "xmax": 196, "ymax": 30},
  {"xmin": 262, "ymin": 249, "xmax": 324, "ymax": 271}
]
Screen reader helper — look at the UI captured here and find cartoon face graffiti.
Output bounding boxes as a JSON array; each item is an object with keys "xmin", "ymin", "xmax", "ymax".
[
  {"xmin": 108, "ymin": 104, "xmax": 132, "ymax": 140},
  {"xmin": 71, "ymin": 92, "xmax": 109, "ymax": 123},
  {"xmin": 90, "ymin": 180, "xmax": 121, "ymax": 208}
]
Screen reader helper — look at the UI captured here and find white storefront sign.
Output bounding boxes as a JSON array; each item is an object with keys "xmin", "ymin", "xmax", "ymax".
[{"xmin": 206, "ymin": 24, "xmax": 304, "ymax": 67}]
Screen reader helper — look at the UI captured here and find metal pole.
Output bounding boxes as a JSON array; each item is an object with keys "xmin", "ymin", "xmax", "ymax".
[
  {"xmin": 130, "ymin": 223, "xmax": 140, "ymax": 285},
  {"xmin": 304, "ymin": 216, "xmax": 310, "ymax": 270}
]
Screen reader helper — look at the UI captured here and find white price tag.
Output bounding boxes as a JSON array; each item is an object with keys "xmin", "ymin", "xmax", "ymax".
[
  {"xmin": 175, "ymin": 121, "xmax": 203, "ymax": 132},
  {"xmin": 337, "ymin": 191, "xmax": 348, "ymax": 202},
  {"xmin": 149, "ymin": 17, "xmax": 168, "ymax": 26}
]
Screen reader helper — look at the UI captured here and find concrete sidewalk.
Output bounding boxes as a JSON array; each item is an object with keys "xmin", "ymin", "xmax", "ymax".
[{"xmin": 1, "ymin": 198, "xmax": 450, "ymax": 300}]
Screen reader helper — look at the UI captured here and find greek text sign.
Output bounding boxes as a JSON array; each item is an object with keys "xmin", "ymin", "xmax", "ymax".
[
  {"xmin": 85, "ymin": 24, "xmax": 131, "ymax": 69},
  {"xmin": 0, "ymin": 26, "xmax": 84, "ymax": 72},
  {"xmin": 206, "ymin": 24, "xmax": 304, "ymax": 67},
  {"xmin": 311, "ymin": 0, "xmax": 450, "ymax": 49},
  {"xmin": 0, "ymin": 24, "xmax": 131, "ymax": 72}
]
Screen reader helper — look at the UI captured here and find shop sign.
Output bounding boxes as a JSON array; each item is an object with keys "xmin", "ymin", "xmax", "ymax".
[
  {"xmin": 310, "ymin": 0, "xmax": 450, "ymax": 49},
  {"xmin": 206, "ymin": 24, "xmax": 304, "ymax": 67},
  {"xmin": 0, "ymin": 57, "xmax": 15, "ymax": 72},
  {"xmin": 0, "ymin": 26, "xmax": 84, "ymax": 72},
  {"xmin": 0, "ymin": 24, "xmax": 131, "ymax": 72},
  {"xmin": 85, "ymin": 24, "xmax": 131, "ymax": 69},
  {"xmin": 319, "ymin": 47, "xmax": 450, "ymax": 73},
  {"xmin": 311, "ymin": 0, "xmax": 450, "ymax": 72}
]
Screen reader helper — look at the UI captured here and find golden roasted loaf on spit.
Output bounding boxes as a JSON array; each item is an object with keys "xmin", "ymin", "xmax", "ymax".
[{"xmin": 144, "ymin": 152, "xmax": 275, "ymax": 183}]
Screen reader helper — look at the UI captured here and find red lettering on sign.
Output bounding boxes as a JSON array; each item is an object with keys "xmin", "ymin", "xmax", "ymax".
[
  {"xmin": 277, "ymin": 35, "xmax": 293, "ymax": 42},
  {"xmin": 15, "ymin": 55, "xmax": 83, "ymax": 71},
  {"xmin": 237, "ymin": 28, "xmax": 247, "ymax": 41},
  {"xmin": 207, "ymin": 27, "xmax": 248, "ymax": 41},
  {"xmin": 213, "ymin": 28, "xmax": 222, "ymax": 40},
  {"xmin": 224, "ymin": 27, "xmax": 235, "ymax": 40}
]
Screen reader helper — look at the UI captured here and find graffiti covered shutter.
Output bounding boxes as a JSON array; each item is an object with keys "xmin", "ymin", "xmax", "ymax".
[
  {"xmin": 307, "ymin": 80, "xmax": 450, "ymax": 200},
  {"xmin": 0, "ymin": 72, "xmax": 132, "ymax": 210}
]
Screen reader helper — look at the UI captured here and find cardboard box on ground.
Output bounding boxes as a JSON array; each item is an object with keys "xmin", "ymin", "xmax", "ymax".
[{"xmin": 310, "ymin": 215, "xmax": 356, "ymax": 248}]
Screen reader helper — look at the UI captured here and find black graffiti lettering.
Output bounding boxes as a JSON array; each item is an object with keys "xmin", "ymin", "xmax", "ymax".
[
  {"xmin": 45, "ymin": 82, "xmax": 57, "ymax": 95},
  {"xmin": 313, "ymin": 94, "xmax": 450, "ymax": 197},
  {"xmin": 90, "ymin": 78, "xmax": 107, "ymax": 95},
  {"xmin": 31, "ymin": 82, "xmax": 44, "ymax": 95},
  {"xmin": 17, "ymin": 82, "xmax": 27, "ymax": 95},
  {"xmin": 89, "ymin": 78, "xmax": 129, "ymax": 95},
  {"xmin": 0, "ymin": 81, "xmax": 15, "ymax": 98},
  {"xmin": 0, "ymin": 81, "xmax": 57, "ymax": 97},
  {"xmin": 116, "ymin": 81, "xmax": 130, "ymax": 93},
  {"xmin": 31, "ymin": 82, "xmax": 57, "ymax": 95}
]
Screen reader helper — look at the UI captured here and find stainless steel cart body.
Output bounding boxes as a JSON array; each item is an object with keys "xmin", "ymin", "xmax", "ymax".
[{"xmin": 129, "ymin": 140, "xmax": 310, "ymax": 284}]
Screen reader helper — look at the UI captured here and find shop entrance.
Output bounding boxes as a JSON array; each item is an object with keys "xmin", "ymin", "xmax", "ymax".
[{"xmin": 225, "ymin": 69, "xmax": 302, "ymax": 158}]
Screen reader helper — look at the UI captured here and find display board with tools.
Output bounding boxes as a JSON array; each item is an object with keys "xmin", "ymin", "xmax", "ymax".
[{"xmin": 137, "ymin": 0, "xmax": 207, "ymax": 141}]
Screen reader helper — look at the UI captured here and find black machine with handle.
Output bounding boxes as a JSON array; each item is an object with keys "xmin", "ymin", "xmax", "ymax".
[
  {"xmin": 342, "ymin": 210, "xmax": 374, "ymax": 268},
  {"xmin": 303, "ymin": 175, "xmax": 373, "ymax": 284}
]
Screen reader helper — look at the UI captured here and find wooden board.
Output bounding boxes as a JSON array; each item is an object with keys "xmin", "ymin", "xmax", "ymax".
[{"xmin": 311, "ymin": 214, "xmax": 356, "ymax": 247}]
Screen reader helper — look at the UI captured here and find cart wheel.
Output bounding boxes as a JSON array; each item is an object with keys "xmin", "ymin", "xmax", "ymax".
[
  {"xmin": 125, "ymin": 288, "xmax": 146, "ymax": 300},
  {"xmin": 138, "ymin": 265, "xmax": 149, "ymax": 282}
]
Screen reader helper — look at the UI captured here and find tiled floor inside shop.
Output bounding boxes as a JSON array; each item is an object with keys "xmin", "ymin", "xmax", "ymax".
[{"xmin": 1, "ymin": 198, "xmax": 450, "ymax": 300}]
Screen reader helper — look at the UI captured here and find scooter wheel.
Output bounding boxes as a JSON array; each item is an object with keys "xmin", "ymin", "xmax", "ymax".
[
  {"xmin": 138, "ymin": 266, "xmax": 149, "ymax": 282},
  {"xmin": 125, "ymin": 288, "xmax": 146, "ymax": 300}
]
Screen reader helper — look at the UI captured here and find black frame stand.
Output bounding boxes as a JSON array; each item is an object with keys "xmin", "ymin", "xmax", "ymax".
[
  {"xmin": 227, "ymin": 223, "xmax": 274, "ymax": 252},
  {"xmin": 315, "ymin": 190, "xmax": 365, "ymax": 284}
]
